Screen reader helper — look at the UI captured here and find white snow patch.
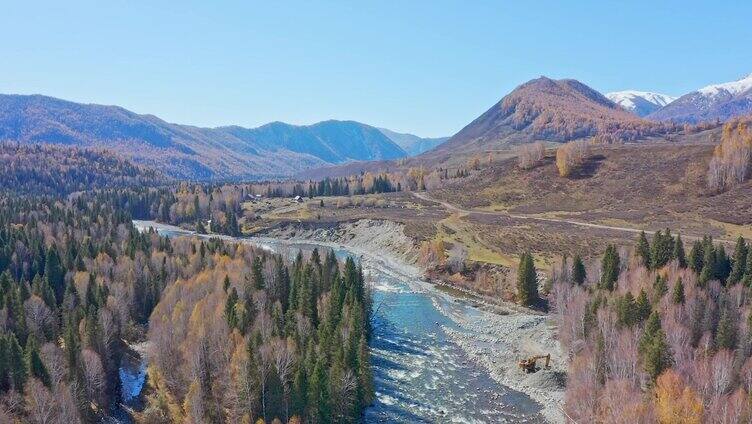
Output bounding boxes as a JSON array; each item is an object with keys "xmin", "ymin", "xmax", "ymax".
[
  {"xmin": 606, "ymin": 90, "xmax": 677, "ymax": 111},
  {"xmin": 697, "ymin": 73, "xmax": 752, "ymax": 97}
]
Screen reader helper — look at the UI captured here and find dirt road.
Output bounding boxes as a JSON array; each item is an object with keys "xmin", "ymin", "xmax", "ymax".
[{"xmin": 411, "ymin": 191, "xmax": 726, "ymax": 243}]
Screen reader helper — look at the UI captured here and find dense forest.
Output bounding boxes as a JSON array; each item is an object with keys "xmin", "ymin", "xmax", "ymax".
[
  {"xmin": 0, "ymin": 143, "xmax": 165, "ymax": 196},
  {"xmin": 552, "ymin": 230, "xmax": 752, "ymax": 422},
  {"xmin": 0, "ymin": 178, "xmax": 374, "ymax": 422},
  {"xmin": 146, "ymin": 245, "xmax": 374, "ymax": 423}
]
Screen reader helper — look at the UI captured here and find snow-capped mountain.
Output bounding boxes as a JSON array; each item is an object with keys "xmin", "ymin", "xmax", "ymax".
[
  {"xmin": 606, "ymin": 91, "xmax": 677, "ymax": 117},
  {"xmin": 648, "ymin": 73, "xmax": 752, "ymax": 123}
]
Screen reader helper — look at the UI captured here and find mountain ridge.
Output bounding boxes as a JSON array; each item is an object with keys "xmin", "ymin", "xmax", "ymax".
[
  {"xmin": 648, "ymin": 73, "xmax": 752, "ymax": 123},
  {"xmin": 0, "ymin": 94, "xmax": 418, "ymax": 180}
]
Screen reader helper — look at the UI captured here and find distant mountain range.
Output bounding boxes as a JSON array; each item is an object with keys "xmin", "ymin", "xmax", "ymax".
[
  {"xmin": 0, "ymin": 94, "xmax": 445, "ymax": 180},
  {"xmin": 3, "ymin": 71, "xmax": 751, "ymax": 182},
  {"xmin": 606, "ymin": 91, "xmax": 676, "ymax": 117},
  {"xmin": 377, "ymin": 128, "xmax": 448, "ymax": 156},
  {"xmin": 647, "ymin": 73, "xmax": 752, "ymax": 123}
]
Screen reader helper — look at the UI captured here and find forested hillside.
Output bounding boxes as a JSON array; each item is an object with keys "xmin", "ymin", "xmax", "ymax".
[
  {"xmin": 0, "ymin": 143, "xmax": 165, "ymax": 196},
  {"xmin": 0, "ymin": 178, "xmax": 374, "ymax": 422},
  {"xmin": 0, "ymin": 95, "xmax": 407, "ymax": 180},
  {"xmin": 553, "ymin": 231, "xmax": 752, "ymax": 422}
]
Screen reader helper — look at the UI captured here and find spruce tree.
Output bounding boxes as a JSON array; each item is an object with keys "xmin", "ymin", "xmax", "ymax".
[
  {"xmin": 600, "ymin": 245, "xmax": 620, "ymax": 291},
  {"xmin": 225, "ymin": 288, "xmax": 239, "ymax": 329},
  {"xmin": 616, "ymin": 292, "xmax": 638, "ymax": 327},
  {"xmin": 715, "ymin": 310, "xmax": 737, "ymax": 350},
  {"xmin": 636, "ymin": 289, "xmax": 651, "ymax": 322},
  {"xmin": 729, "ymin": 236, "xmax": 748, "ymax": 285},
  {"xmin": 653, "ymin": 275, "xmax": 668, "ymax": 298},
  {"xmin": 639, "ymin": 311, "xmax": 672, "ymax": 382},
  {"xmin": 639, "ymin": 311, "xmax": 662, "ymax": 355},
  {"xmin": 252, "ymin": 257, "xmax": 265, "ymax": 289},
  {"xmin": 6, "ymin": 334, "xmax": 27, "ymax": 391},
  {"xmin": 672, "ymin": 278, "xmax": 685, "ymax": 304},
  {"xmin": 673, "ymin": 234, "xmax": 687, "ymax": 269},
  {"xmin": 650, "ymin": 229, "xmax": 674, "ymax": 269},
  {"xmin": 643, "ymin": 328, "xmax": 672, "ymax": 382},
  {"xmin": 689, "ymin": 241, "xmax": 705, "ymax": 274},
  {"xmin": 744, "ymin": 247, "xmax": 752, "ymax": 287},
  {"xmin": 25, "ymin": 337, "xmax": 50, "ymax": 387},
  {"xmin": 715, "ymin": 245, "xmax": 731, "ymax": 283},
  {"xmin": 516, "ymin": 252, "xmax": 538, "ymax": 306},
  {"xmin": 223, "ymin": 274, "xmax": 231, "ymax": 292},
  {"xmin": 356, "ymin": 335, "xmax": 374, "ymax": 408},
  {"xmin": 572, "ymin": 254, "xmax": 586, "ymax": 286},
  {"xmin": 636, "ymin": 231, "xmax": 652, "ymax": 269},
  {"xmin": 699, "ymin": 247, "xmax": 716, "ymax": 286},
  {"xmin": 44, "ymin": 245, "xmax": 64, "ymax": 304}
]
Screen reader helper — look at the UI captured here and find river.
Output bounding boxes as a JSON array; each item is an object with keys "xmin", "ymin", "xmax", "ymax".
[{"xmin": 128, "ymin": 220, "xmax": 548, "ymax": 423}]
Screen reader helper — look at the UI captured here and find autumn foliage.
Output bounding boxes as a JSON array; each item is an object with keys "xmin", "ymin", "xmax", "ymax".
[
  {"xmin": 654, "ymin": 370, "xmax": 703, "ymax": 424},
  {"xmin": 517, "ymin": 142, "xmax": 545, "ymax": 170},
  {"xmin": 555, "ymin": 140, "xmax": 590, "ymax": 177},
  {"xmin": 553, "ymin": 231, "xmax": 752, "ymax": 423},
  {"xmin": 707, "ymin": 117, "xmax": 752, "ymax": 191}
]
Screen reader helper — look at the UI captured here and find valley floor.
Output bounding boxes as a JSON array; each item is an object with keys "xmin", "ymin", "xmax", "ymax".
[{"xmin": 260, "ymin": 220, "xmax": 566, "ymax": 423}]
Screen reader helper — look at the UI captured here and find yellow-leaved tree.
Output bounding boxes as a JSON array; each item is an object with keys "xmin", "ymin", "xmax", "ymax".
[{"xmin": 654, "ymin": 369, "xmax": 703, "ymax": 424}]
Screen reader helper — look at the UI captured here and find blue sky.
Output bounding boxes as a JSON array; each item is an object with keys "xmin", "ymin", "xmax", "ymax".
[{"xmin": 2, "ymin": 1, "xmax": 751, "ymax": 137}]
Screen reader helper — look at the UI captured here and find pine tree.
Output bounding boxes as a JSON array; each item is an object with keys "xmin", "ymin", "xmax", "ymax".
[
  {"xmin": 673, "ymin": 234, "xmax": 687, "ymax": 269},
  {"xmin": 6, "ymin": 334, "xmax": 27, "ymax": 391},
  {"xmin": 616, "ymin": 292, "xmax": 639, "ymax": 327},
  {"xmin": 672, "ymin": 278, "xmax": 685, "ymax": 304},
  {"xmin": 729, "ymin": 236, "xmax": 748, "ymax": 285},
  {"xmin": 252, "ymin": 257, "xmax": 265, "ymax": 290},
  {"xmin": 636, "ymin": 289, "xmax": 651, "ymax": 322},
  {"xmin": 639, "ymin": 311, "xmax": 672, "ymax": 382},
  {"xmin": 572, "ymin": 254, "xmax": 586, "ymax": 285},
  {"xmin": 356, "ymin": 335, "xmax": 374, "ymax": 408},
  {"xmin": 688, "ymin": 241, "xmax": 705, "ymax": 274},
  {"xmin": 744, "ymin": 247, "xmax": 752, "ymax": 287},
  {"xmin": 308, "ymin": 356, "xmax": 330, "ymax": 423},
  {"xmin": 636, "ymin": 231, "xmax": 652, "ymax": 269},
  {"xmin": 643, "ymin": 328, "xmax": 672, "ymax": 382},
  {"xmin": 653, "ymin": 275, "xmax": 668, "ymax": 299},
  {"xmin": 25, "ymin": 337, "xmax": 50, "ymax": 387},
  {"xmin": 225, "ymin": 288, "xmax": 239, "ymax": 329},
  {"xmin": 717, "ymin": 245, "xmax": 731, "ymax": 283},
  {"xmin": 639, "ymin": 311, "xmax": 662, "ymax": 355},
  {"xmin": 699, "ymin": 247, "xmax": 716, "ymax": 286},
  {"xmin": 44, "ymin": 245, "xmax": 64, "ymax": 304},
  {"xmin": 516, "ymin": 253, "xmax": 538, "ymax": 306},
  {"xmin": 651, "ymin": 229, "xmax": 674, "ymax": 269},
  {"xmin": 715, "ymin": 311, "xmax": 737, "ymax": 350},
  {"xmin": 600, "ymin": 245, "xmax": 620, "ymax": 291},
  {"xmin": 223, "ymin": 274, "xmax": 231, "ymax": 292}
]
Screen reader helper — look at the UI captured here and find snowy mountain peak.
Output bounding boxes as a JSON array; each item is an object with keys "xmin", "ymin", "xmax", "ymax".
[
  {"xmin": 605, "ymin": 90, "xmax": 677, "ymax": 117},
  {"xmin": 697, "ymin": 73, "xmax": 752, "ymax": 97}
]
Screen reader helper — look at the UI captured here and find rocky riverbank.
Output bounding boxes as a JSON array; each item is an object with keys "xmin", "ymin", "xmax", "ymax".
[{"xmin": 260, "ymin": 219, "xmax": 566, "ymax": 423}]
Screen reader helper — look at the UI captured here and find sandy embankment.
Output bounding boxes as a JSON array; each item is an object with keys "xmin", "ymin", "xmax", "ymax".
[{"xmin": 262, "ymin": 219, "xmax": 566, "ymax": 423}]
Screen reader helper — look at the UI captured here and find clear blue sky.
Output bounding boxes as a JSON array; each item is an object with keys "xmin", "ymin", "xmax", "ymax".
[{"xmin": 2, "ymin": 1, "xmax": 751, "ymax": 137}]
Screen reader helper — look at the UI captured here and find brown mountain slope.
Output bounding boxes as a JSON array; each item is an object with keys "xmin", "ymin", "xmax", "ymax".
[
  {"xmin": 0, "ymin": 94, "xmax": 409, "ymax": 180},
  {"xmin": 429, "ymin": 131, "xmax": 751, "ymax": 233},
  {"xmin": 427, "ymin": 77, "xmax": 676, "ymax": 158},
  {"xmin": 299, "ymin": 77, "xmax": 687, "ymax": 179}
]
